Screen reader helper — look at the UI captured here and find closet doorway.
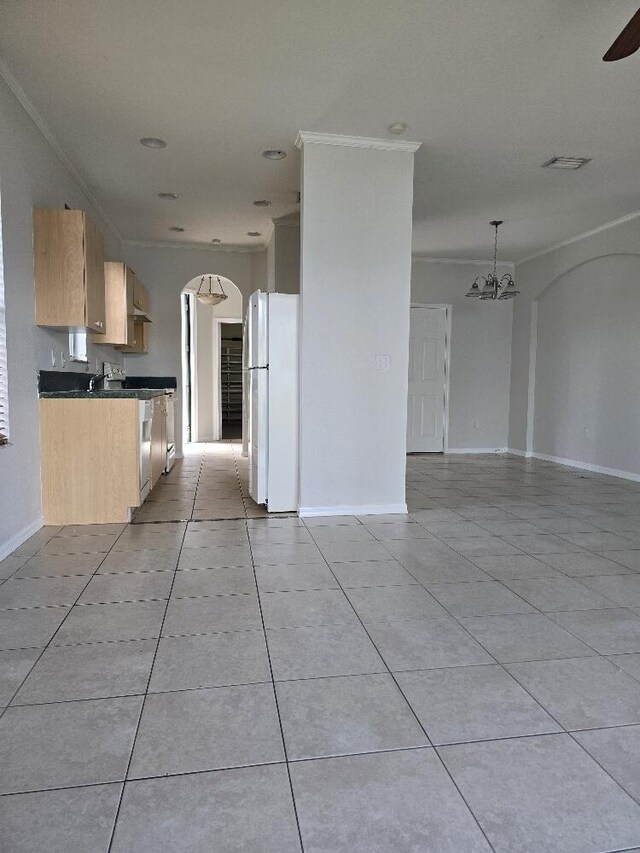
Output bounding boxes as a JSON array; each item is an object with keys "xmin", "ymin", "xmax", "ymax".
[
  {"xmin": 218, "ymin": 321, "xmax": 243, "ymax": 439},
  {"xmin": 180, "ymin": 274, "xmax": 243, "ymax": 446}
]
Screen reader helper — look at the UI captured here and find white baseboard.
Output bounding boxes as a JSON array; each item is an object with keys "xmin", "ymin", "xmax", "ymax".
[
  {"xmin": 506, "ymin": 448, "xmax": 640, "ymax": 483},
  {"xmin": 299, "ymin": 502, "xmax": 408, "ymax": 518},
  {"xmin": 445, "ymin": 447, "xmax": 508, "ymax": 455},
  {"xmin": 0, "ymin": 515, "xmax": 45, "ymax": 562}
]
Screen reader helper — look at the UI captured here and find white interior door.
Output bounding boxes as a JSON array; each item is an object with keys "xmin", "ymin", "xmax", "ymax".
[{"xmin": 407, "ymin": 306, "xmax": 447, "ymax": 452}]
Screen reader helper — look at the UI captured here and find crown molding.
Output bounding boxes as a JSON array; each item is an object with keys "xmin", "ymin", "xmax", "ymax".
[
  {"xmin": 122, "ymin": 239, "xmax": 265, "ymax": 254},
  {"xmin": 412, "ymin": 255, "xmax": 515, "ymax": 268},
  {"xmin": 516, "ymin": 208, "xmax": 640, "ymax": 267},
  {"xmin": 295, "ymin": 130, "xmax": 421, "ymax": 153},
  {"xmin": 0, "ymin": 56, "xmax": 123, "ymax": 245}
]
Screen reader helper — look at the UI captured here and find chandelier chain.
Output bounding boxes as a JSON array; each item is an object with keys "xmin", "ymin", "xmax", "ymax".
[{"xmin": 465, "ymin": 220, "xmax": 520, "ymax": 301}]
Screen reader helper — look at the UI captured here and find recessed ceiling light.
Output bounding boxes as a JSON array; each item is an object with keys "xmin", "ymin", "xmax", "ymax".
[
  {"xmin": 253, "ymin": 199, "xmax": 272, "ymax": 207},
  {"xmin": 388, "ymin": 122, "xmax": 407, "ymax": 135},
  {"xmin": 158, "ymin": 192, "xmax": 179, "ymax": 200},
  {"xmin": 169, "ymin": 226, "xmax": 185, "ymax": 232},
  {"xmin": 140, "ymin": 137, "xmax": 167, "ymax": 148},
  {"xmin": 262, "ymin": 149, "xmax": 286, "ymax": 160},
  {"xmin": 542, "ymin": 156, "xmax": 591, "ymax": 170},
  {"xmin": 211, "ymin": 238, "xmax": 222, "ymax": 244},
  {"xmin": 247, "ymin": 231, "xmax": 262, "ymax": 237}
]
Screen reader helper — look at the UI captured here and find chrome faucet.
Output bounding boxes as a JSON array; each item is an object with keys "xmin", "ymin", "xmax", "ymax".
[{"xmin": 88, "ymin": 373, "xmax": 105, "ymax": 392}]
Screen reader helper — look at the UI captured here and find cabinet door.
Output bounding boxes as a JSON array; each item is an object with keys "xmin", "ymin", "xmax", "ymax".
[
  {"xmin": 92, "ymin": 262, "xmax": 130, "ymax": 345},
  {"xmin": 140, "ymin": 320, "xmax": 149, "ymax": 352},
  {"xmin": 133, "ymin": 276, "xmax": 149, "ymax": 314},
  {"xmin": 116, "ymin": 319, "xmax": 149, "ymax": 354},
  {"xmin": 125, "ymin": 266, "xmax": 135, "ymax": 337},
  {"xmin": 83, "ymin": 216, "xmax": 106, "ymax": 333},
  {"xmin": 34, "ymin": 209, "xmax": 86, "ymax": 327}
]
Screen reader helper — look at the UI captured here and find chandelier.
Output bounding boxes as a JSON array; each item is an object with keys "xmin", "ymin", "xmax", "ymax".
[
  {"xmin": 466, "ymin": 220, "xmax": 519, "ymax": 300},
  {"xmin": 196, "ymin": 275, "xmax": 228, "ymax": 305}
]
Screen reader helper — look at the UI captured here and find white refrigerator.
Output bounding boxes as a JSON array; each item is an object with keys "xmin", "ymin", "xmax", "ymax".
[{"xmin": 246, "ymin": 291, "xmax": 299, "ymax": 512}]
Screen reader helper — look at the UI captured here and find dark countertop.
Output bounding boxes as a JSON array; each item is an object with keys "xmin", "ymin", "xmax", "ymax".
[
  {"xmin": 39, "ymin": 389, "xmax": 166, "ymax": 400},
  {"xmin": 125, "ymin": 376, "xmax": 177, "ymax": 390}
]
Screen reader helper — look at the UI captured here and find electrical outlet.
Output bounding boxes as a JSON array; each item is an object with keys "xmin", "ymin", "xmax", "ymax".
[
  {"xmin": 473, "ymin": 417, "xmax": 480, "ymax": 430},
  {"xmin": 375, "ymin": 355, "xmax": 391, "ymax": 370},
  {"xmin": 583, "ymin": 427, "xmax": 591, "ymax": 439},
  {"xmin": 60, "ymin": 351, "xmax": 66, "ymax": 368}
]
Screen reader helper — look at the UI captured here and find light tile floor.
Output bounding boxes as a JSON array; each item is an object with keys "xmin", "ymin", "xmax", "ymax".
[{"xmin": 2, "ymin": 446, "xmax": 640, "ymax": 850}]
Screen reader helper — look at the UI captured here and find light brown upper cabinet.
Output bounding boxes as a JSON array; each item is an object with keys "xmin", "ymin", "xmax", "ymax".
[
  {"xmin": 92, "ymin": 262, "xmax": 134, "ymax": 346},
  {"xmin": 116, "ymin": 318, "xmax": 149, "ymax": 354},
  {"xmin": 115, "ymin": 272, "xmax": 151, "ymax": 353},
  {"xmin": 133, "ymin": 275, "xmax": 150, "ymax": 318},
  {"xmin": 33, "ymin": 208, "xmax": 106, "ymax": 332}
]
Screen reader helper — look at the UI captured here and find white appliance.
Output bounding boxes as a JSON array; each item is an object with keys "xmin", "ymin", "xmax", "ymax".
[
  {"xmin": 164, "ymin": 392, "xmax": 176, "ymax": 472},
  {"xmin": 246, "ymin": 292, "xmax": 299, "ymax": 512},
  {"xmin": 139, "ymin": 399, "xmax": 153, "ymax": 502},
  {"xmin": 104, "ymin": 362, "xmax": 176, "ymax": 473}
]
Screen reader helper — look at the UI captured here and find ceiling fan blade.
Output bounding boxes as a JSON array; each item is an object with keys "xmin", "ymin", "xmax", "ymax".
[{"xmin": 603, "ymin": 7, "xmax": 640, "ymax": 61}]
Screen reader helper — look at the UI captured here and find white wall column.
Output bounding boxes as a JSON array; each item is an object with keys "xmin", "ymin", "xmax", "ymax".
[{"xmin": 296, "ymin": 131, "xmax": 420, "ymax": 516}]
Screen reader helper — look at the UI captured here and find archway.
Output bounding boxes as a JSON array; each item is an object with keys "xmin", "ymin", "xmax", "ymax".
[{"xmin": 180, "ymin": 274, "xmax": 244, "ymax": 445}]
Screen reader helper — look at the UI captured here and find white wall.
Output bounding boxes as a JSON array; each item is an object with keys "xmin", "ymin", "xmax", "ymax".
[
  {"xmin": 299, "ymin": 138, "xmax": 416, "ymax": 514},
  {"xmin": 411, "ymin": 260, "xmax": 513, "ymax": 451},
  {"xmin": 250, "ymin": 249, "xmax": 268, "ymax": 293},
  {"xmin": 508, "ymin": 215, "xmax": 640, "ymax": 479},
  {"xmin": 121, "ymin": 243, "xmax": 260, "ymax": 453},
  {"xmin": 273, "ymin": 222, "xmax": 300, "ymax": 294},
  {"xmin": 0, "ymin": 74, "xmax": 123, "ymax": 556},
  {"xmin": 507, "ymin": 297, "xmax": 534, "ymax": 453},
  {"xmin": 266, "ymin": 231, "xmax": 276, "ymax": 293}
]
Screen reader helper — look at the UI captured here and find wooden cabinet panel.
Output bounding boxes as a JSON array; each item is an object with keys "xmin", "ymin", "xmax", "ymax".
[
  {"xmin": 133, "ymin": 275, "xmax": 149, "ymax": 314},
  {"xmin": 39, "ymin": 398, "xmax": 141, "ymax": 524},
  {"xmin": 34, "ymin": 209, "xmax": 86, "ymax": 327},
  {"xmin": 84, "ymin": 217, "xmax": 106, "ymax": 332},
  {"xmin": 94, "ymin": 263, "xmax": 136, "ymax": 346},
  {"xmin": 34, "ymin": 208, "xmax": 106, "ymax": 331},
  {"xmin": 117, "ymin": 318, "xmax": 148, "ymax": 353},
  {"xmin": 115, "ymin": 270, "xmax": 150, "ymax": 352}
]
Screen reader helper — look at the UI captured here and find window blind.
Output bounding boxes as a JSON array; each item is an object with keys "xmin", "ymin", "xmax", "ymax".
[{"xmin": 0, "ymin": 219, "xmax": 8, "ymax": 446}]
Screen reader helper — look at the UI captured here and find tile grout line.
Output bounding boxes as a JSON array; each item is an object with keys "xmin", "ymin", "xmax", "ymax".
[
  {"xmin": 0, "ymin": 526, "xmax": 132, "ymax": 721},
  {"xmin": 300, "ymin": 520, "xmax": 499, "ymax": 853},
  {"xmin": 373, "ymin": 494, "xmax": 640, "ymax": 815},
  {"xmin": 232, "ymin": 446, "xmax": 306, "ymax": 853},
  {"xmin": 328, "ymin": 511, "xmax": 640, "ymax": 834},
  {"xmin": 3, "ymin": 449, "xmax": 640, "ymax": 846},
  {"xmin": 105, "ymin": 462, "xmax": 197, "ymax": 851}
]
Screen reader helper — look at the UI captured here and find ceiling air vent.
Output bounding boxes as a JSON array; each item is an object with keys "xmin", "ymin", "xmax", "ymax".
[{"xmin": 542, "ymin": 156, "xmax": 591, "ymax": 170}]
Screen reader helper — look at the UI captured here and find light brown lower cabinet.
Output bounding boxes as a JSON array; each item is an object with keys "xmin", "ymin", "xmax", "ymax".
[{"xmin": 39, "ymin": 398, "xmax": 142, "ymax": 524}]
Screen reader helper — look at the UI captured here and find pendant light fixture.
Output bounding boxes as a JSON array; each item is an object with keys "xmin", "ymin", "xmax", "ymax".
[
  {"xmin": 466, "ymin": 220, "xmax": 519, "ymax": 300},
  {"xmin": 196, "ymin": 275, "xmax": 228, "ymax": 305}
]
